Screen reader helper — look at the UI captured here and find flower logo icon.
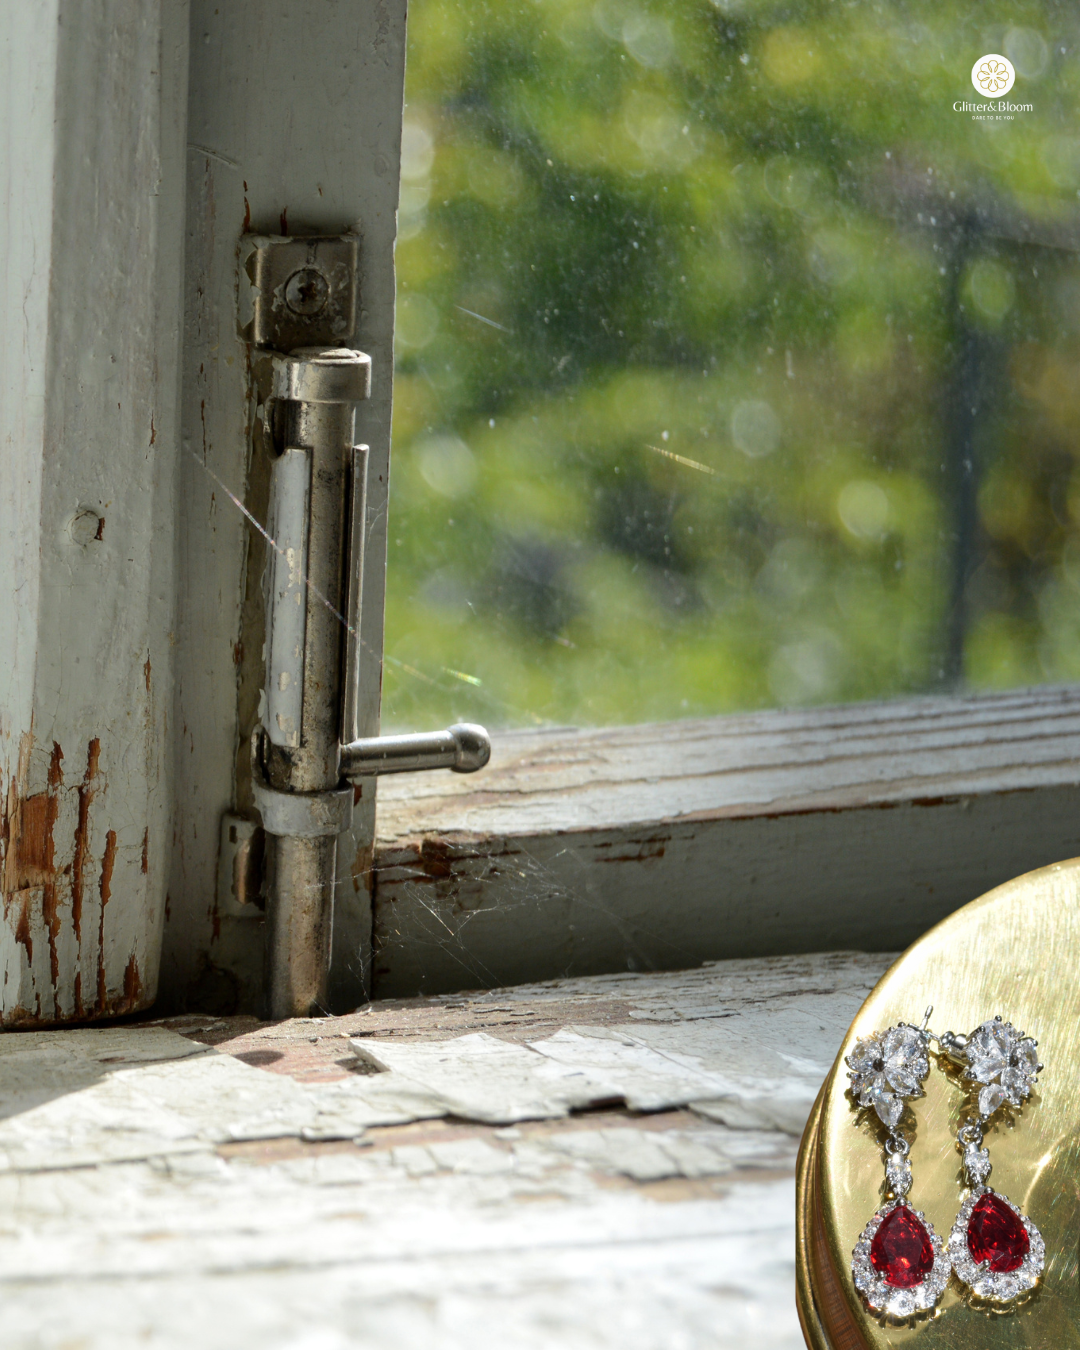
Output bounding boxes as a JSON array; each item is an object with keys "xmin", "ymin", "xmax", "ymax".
[{"xmin": 971, "ymin": 54, "xmax": 1016, "ymax": 97}]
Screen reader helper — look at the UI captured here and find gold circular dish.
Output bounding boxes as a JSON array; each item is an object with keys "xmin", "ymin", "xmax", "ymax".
[{"xmin": 796, "ymin": 857, "xmax": 1080, "ymax": 1348}]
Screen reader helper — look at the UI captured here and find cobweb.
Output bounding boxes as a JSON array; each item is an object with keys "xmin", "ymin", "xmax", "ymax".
[{"xmin": 371, "ymin": 837, "xmax": 704, "ymax": 996}]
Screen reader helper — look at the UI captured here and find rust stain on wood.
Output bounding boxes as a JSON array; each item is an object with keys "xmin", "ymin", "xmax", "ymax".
[
  {"xmin": 144, "ymin": 655, "xmax": 152, "ymax": 693},
  {"xmin": 596, "ymin": 835, "xmax": 668, "ymax": 864},
  {"xmin": 72, "ymin": 738, "xmax": 101, "ymax": 942},
  {"xmin": 4, "ymin": 739, "xmax": 63, "ymax": 893},
  {"xmin": 42, "ymin": 743, "xmax": 65, "ymax": 1009},
  {"xmin": 416, "ymin": 839, "xmax": 456, "ymax": 881},
  {"xmin": 12, "ymin": 890, "xmax": 33, "ymax": 966},
  {"xmin": 97, "ymin": 828, "xmax": 118, "ymax": 1012},
  {"xmin": 0, "ymin": 727, "xmax": 153, "ymax": 1026},
  {"xmin": 122, "ymin": 952, "xmax": 143, "ymax": 1009}
]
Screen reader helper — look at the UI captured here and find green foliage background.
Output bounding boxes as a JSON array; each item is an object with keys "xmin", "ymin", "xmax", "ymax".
[{"xmin": 382, "ymin": 0, "xmax": 1080, "ymax": 730}]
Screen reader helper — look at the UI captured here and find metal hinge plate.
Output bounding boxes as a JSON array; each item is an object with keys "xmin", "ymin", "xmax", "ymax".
[
  {"xmin": 239, "ymin": 234, "xmax": 359, "ymax": 351},
  {"xmin": 216, "ymin": 813, "xmax": 265, "ymax": 918}
]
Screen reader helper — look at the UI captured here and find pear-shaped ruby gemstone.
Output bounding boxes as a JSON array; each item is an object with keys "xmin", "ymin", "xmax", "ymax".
[
  {"xmin": 869, "ymin": 1204, "xmax": 935, "ymax": 1287},
  {"xmin": 967, "ymin": 1193, "xmax": 1029, "ymax": 1273}
]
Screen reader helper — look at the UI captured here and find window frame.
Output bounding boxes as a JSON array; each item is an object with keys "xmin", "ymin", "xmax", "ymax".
[{"xmin": 9, "ymin": 1, "xmax": 1070, "ymax": 1020}]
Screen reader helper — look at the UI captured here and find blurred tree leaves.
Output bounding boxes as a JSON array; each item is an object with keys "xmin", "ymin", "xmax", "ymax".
[{"xmin": 383, "ymin": 0, "xmax": 1080, "ymax": 729}]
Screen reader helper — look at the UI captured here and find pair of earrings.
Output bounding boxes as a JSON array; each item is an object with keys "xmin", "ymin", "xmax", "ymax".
[{"xmin": 844, "ymin": 1011, "xmax": 1045, "ymax": 1318}]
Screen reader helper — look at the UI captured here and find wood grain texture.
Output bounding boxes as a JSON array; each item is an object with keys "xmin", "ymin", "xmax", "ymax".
[
  {"xmin": 373, "ymin": 687, "xmax": 1080, "ymax": 996},
  {"xmin": 0, "ymin": 951, "xmax": 889, "ymax": 1349},
  {"xmin": 165, "ymin": 1, "xmax": 406, "ymax": 1012},
  {"xmin": 0, "ymin": 1, "xmax": 189, "ymax": 1023}
]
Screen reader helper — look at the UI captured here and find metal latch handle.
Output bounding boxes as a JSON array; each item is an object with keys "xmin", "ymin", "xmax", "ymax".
[{"xmin": 341, "ymin": 723, "xmax": 491, "ymax": 778}]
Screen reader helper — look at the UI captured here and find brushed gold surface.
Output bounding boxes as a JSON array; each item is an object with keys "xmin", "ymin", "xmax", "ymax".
[
  {"xmin": 797, "ymin": 1086, "xmax": 832, "ymax": 1350},
  {"xmin": 799, "ymin": 857, "xmax": 1080, "ymax": 1349}
]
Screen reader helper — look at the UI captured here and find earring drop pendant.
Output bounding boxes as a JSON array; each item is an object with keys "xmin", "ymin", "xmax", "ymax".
[
  {"xmin": 845, "ymin": 1022, "xmax": 951, "ymax": 1317},
  {"xmin": 942, "ymin": 1018, "xmax": 1045, "ymax": 1304},
  {"xmin": 852, "ymin": 1195, "xmax": 951, "ymax": 1317},
  {"xmin": 948, "ymin": 1187, "xmax": 1044, "ymax": 1301}
]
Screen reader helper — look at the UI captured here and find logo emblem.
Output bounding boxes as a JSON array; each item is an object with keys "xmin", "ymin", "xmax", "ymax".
[{"xmin": 972, "ymin": 55, "xmax": 1015, "ymax": 97}]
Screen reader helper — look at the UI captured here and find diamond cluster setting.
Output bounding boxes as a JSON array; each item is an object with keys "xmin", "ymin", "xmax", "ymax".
[
  {"xmin": 846, "ymin": 1024, "xmax": 930, "ymax": 1128},
  {"xmin": 851, "ymin": 1200, "xmax": 952, "ymax": 1317},
  {"xmin": 948, "ymin": 1189, "xmax": 1045, "ymax": 1303},
  {"xmin": 962, "ymin": 1018, "xmax": 1041, "ymax": 1118}
]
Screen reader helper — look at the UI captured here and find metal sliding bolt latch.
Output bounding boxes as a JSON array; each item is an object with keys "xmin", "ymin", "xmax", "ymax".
[{"xmin": 234, "ymin": 235, "xmax": 489, "ymax": 1019}]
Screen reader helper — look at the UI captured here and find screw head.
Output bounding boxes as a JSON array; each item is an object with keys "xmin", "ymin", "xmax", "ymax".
[
  {"xmin": 68, "ymin": 508, "xmax": 103, "ymax": 546},
  {"xmin": 284, "ymin": 266, "xmax": 330, "ymax": 316}
]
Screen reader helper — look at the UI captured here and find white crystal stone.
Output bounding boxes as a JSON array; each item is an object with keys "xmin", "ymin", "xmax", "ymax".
[
  {"xmin": 978, "ymin": 1082, "xmax": 1007, "ymax": 1116},
  {"xmin": 886, "ymin": 1154, "xmax": 912, "ymax": 1195},
  {"xmin": 881, "ymin": 1025, "xmax": 929, "ymax": 1095},
  {"xmin": 885, "ymin": 1064, "xmax": 919, "ymax": 1095},
  {"xmin": 964, "ymin": 1145, "xmax": 992, "ymax": 1183},
  {"xmin": 967, "ymin": 1020, "xmax": 1013, "ymax": 1082},
  {"xmin": 882, "ymin": 1026, "xmax": 921, "ymax": 1058},
  {"xmin": 1013, "ymin": 1038, "xmax": 1039, "ymax": 1075},
  {"xmin": 854, "ymin": 1070, "xmax": 879, "ymax": 1103},
  {"xmin": 891, "ymin": 1290, "xmax": 915, "ymax": 1317},
  {"xmin": 854, "ymin": 1268, "xmax": 870, "ymax": 1291},
  {"xmin": 1001, "ymin": 1066, "xmax": 1032, "ymax": 1105},
  {"xmin": 847, "ymin": 1036, "xmax": 883, "ymax": 1076},
  {"xmin": 870, "ymin": 1082, "xmax": 903, "ymax": 1128}
]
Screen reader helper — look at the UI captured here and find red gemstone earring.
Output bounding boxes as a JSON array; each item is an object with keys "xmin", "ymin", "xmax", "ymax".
[
  {"xmin": 938, "ymin": 1016, "xmax": 1045, "ymax": 1303},
  {"xmin": 845, "ymin": 1016, "xmax": 952, "ymax": 1317}
]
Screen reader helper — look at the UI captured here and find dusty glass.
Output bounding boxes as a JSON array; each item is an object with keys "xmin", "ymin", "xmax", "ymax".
[{"xmin": 383, "ymin": 0, "xmax": 1080, "ymax": 730}]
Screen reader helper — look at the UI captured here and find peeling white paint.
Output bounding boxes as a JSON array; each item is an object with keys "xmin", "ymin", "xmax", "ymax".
[{"xmin": 0, "ymin": 952, "xmax": 884, "ymax": 1347}]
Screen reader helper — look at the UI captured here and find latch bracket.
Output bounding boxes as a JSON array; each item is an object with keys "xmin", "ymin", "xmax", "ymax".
[{"xmin": 240, "ymin": 234, "xmax": 359, "ymax": 351}]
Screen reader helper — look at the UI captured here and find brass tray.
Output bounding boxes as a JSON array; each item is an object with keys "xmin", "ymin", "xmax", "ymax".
[{"xmin": 796, "ymin": 857, "xmax": 1080, "ymax": 1348}]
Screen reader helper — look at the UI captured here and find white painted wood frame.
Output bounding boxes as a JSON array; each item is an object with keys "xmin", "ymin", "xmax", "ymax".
[
  {"xmin": 372, "ymin": 685, "xmax": 1080, "ymax": 996},
  {"xmin": 0, "ymin": 1, "xmax": 406, "ymax": 1024},
  {"xmin": 0, "ymin": 1, "xmax": 189, "ymax": 1025}
]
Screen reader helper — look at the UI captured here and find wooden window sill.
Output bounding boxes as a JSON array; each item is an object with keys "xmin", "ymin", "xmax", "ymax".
[{"xmin": 373, "ymin": 685, "xmax": 1080, "ymax": 996}]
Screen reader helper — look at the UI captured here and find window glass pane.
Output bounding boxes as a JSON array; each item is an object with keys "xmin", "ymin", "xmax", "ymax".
[{"xmin": 384, "ymin": 0, "xmax": 1080, "ymax": 730}]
